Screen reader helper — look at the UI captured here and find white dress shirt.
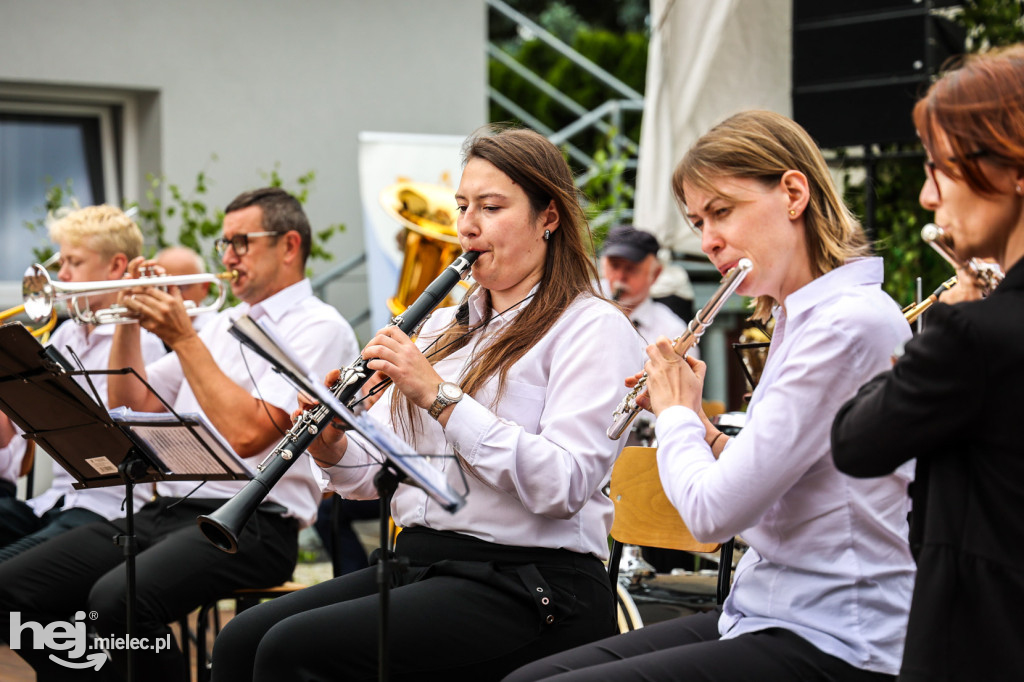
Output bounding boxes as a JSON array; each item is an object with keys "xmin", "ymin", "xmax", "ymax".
[
  {"xmin": 0, "ymin": 434, "xmax": 26, "ymax": 486},
  {"xmin": 27, "ymin": 320, "xmax": 167, "ymax": 519},
  {"xmin": 655, "ymin": 258, "xmax": 915, "ymax": 675},
  {"xmin": 318, "ymin": 288, "xmax": 642, "ymax": 559},
  {"xmin": 146, "ymin": 279, "xmax": 356, "ymax": 527},
  {"xmin": 629, "ymin": 297, "xmax": 687, "ymax": 343}
]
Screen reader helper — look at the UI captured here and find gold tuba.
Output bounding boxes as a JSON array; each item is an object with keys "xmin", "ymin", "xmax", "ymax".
[
  {"xmin": 379, "ymin": 182, "xmax": 466, "ymax": 315},
  {"xmin": 0, "ymin": 304, "xmax": 57, "ymax": 340}
]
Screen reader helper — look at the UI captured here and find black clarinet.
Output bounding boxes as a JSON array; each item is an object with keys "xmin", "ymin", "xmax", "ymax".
[{"xmin": 197, "ymin": 251, "xmax": 479, "ymax": 552}]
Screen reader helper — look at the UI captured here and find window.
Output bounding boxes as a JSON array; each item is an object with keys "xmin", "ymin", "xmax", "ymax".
[{"xmin": 0, "ymin": 100, "xmax": 122, "ymax": 284}]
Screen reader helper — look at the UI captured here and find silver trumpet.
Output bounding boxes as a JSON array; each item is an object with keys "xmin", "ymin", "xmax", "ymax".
[
  {"xmin": 21, "ymin": 263, "xmax": 236, "ymax": 325},
  {"xmin": 921, "ymin": 224, "xmax": 1004, "ymax": 295},
  {"xmin": 607, "ymin": 259, "xmax": 752, "ymax": 440}
]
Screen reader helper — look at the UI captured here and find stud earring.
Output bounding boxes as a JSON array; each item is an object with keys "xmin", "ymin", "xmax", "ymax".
[
  {"xmin": 789, "ymin": 209, "xmax": 796, "ymax": 217},
  {"xmin": 543, "ymin": 229, "xmax": 551, "ymax": 241},
  {"xmin": 1016, "ymin": 185, "xmax": 1023, "ymax": 195}
]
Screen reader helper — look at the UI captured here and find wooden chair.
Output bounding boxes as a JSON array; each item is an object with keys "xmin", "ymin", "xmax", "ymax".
[
  {"xmin": 17, "ymin": 440, "xmax": 35, "ymax": 479},
  {"xmin": 183, "ymin": 581, "xmax": 307, "ymax": 682},
  {"xmin": 609, "ymin": 446, "xmax": 735, "ymax": 629}
]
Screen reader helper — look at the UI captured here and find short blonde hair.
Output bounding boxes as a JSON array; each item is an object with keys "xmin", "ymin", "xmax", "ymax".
[
  {"xmin": 48, "ymin": 205, "xmax": 143, "ymax": 261},
  {"xmin": 673, "ymin": 110, "xmax": 870, "ymax": 322}
]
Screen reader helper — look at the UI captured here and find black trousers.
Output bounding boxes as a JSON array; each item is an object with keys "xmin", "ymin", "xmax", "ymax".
[
  {"xmin": 0, "ymin": 505, "xmax": 104, "ymax": 563},
  {"xmin": 0, "ymin": 495, "xmax": 43, "ymax": 547},
  {"xmin": 211, "ymin": 527, "xmax": 616, "ymax": 682},
  {"xmin": 0, "ymin": 496, "xmax": 297, "ymax": 682},
  {"xmin": 504, "ymin": 610, "xmax": 896, "ymax": 682}
]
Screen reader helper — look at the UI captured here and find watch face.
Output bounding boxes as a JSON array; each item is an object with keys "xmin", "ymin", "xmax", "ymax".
[{"xmin": 440, "ymin": 382, "xmax": 463, "ymax": 400}]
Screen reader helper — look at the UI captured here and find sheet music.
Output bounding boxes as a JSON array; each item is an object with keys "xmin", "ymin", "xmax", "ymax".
[
  {"xmin": 109, "ymin": 407, "xmax": 249, "ymax": 477},
  {"xmin": 229, "ymin": 314, "xmax": 465, "ymax": 512}
]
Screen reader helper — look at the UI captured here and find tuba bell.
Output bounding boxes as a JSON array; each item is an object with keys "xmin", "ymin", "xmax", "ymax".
[{"xmin": 379, "ymin": 182, "xmax": 468, "ymax": 315}]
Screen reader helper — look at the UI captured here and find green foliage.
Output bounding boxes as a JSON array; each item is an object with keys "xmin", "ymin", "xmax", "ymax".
[
  {"xmin": 488, "ymin": 2, "xmax": 648, "ymax": 257},
  {"xmin": 958, "ymin": 0, "xmax": 1024, "ymax": 50},
  {"xmin": 579, "ymin": 130, "xmax": 635, "ymax": 251},
  {"xmin": 842, "ymin": 4, "xmax": 1023, "ymax": 305},
  {"xmin": 840, "ymin": 148, "xmax": 948, "ymax": 305},
  {"xmin": 131, "ymin": 157, "xmax": 344, "ymax": 275},
  {"xmin": 489, "ymin": 26, "xmax": 647, "ymax": 152},
  {"xmin": 22, "ymin": 178, "xmax": 77, "ymax": 264},
  {"xmin": 23, "ymin": 161, "xmax": 344, "ymax": 299}
]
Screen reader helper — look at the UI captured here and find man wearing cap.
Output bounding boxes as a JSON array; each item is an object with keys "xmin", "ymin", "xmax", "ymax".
[
  {"xmin": 600, "ymin": 224, "xmax": 690, "ymax": 344},
  {"xmin": 601, "ymin": 225, "xmax": 699, "ymax": 575}
]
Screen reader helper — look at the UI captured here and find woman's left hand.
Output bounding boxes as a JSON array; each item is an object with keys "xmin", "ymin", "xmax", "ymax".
[
  {"xmin": 644, "ymin": 336, "xmax": 706, "ymax": 417},
  {"xmin": 361, "ymin": 326, "xmax": 441, "ymax": 410}
]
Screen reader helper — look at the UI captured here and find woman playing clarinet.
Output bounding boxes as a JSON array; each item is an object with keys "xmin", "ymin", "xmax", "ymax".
[{"xmin": 211, "ymin": 126, "xmax": 643, "ymax": 681}]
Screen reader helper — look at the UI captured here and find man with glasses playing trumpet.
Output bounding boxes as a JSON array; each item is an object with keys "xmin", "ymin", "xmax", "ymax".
[
  {"xmin": 0, "ymin": 205, "xmax": 168, "ymax": 562},
  {"xmin": 0, "ymin": 187, "xmax": 357, "ymax": 682}
]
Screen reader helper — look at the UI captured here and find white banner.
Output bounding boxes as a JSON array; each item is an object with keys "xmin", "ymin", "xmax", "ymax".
[{"xmin": 357, "ymin": 131, "xmax": 465, "ymax": 332}]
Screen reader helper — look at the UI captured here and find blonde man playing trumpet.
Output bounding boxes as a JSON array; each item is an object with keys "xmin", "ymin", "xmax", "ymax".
[
  {"xmin": 0, "ymin": 187, "xmax": 356, "ymax": 682},
  {"xmin": 0, "ymin": 205, "xmax": 167, "ymax": 563}
]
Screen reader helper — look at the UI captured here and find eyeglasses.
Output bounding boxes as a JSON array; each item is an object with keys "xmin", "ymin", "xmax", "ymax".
[
  {"xmin": 924, "ymin": 149, "xmax": 988, "ymax": 200},
  {"xmin": 213, "ymin": 231, "xmax": 282, "ymax": 256}
]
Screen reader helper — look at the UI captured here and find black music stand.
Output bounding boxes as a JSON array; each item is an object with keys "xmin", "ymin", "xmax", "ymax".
[
  {"xmin": 229, "ymin": 314, "xmax": 466, "ymax": 682},
  {"xmin": 0, "ymin": 322, "xmax": 250, "ymax": 682}
]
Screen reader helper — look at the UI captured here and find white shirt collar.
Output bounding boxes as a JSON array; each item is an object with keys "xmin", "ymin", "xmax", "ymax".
[
  {"xmin": 466, "ymin": 283, "xmax": 540, "ymax": 329},
  {"xmin": 240, "ymin": 278, "xmax": 314, "ymax": 323},
  {"xmin": 779, "ymin": 257, "xmax": 883, "ymax": 322}
]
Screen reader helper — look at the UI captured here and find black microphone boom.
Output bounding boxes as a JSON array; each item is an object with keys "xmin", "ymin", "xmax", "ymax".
[{"xmin": 197, "ymin": 251, "xmax": 479, "ymax": 553}]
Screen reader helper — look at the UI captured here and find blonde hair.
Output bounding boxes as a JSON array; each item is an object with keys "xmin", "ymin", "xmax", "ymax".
[
  {"xmin": 672, "ymin": 110, "xmax": 870, "ymax": 322},
  {"xmin": 48, "ymin": 205, "xmax": 144, "ymax": 261}
]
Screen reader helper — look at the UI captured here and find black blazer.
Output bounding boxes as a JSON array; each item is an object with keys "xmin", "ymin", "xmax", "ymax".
[{"xmin": 831, "ymin": 259, "xmax": 1024, "ymax": 682}]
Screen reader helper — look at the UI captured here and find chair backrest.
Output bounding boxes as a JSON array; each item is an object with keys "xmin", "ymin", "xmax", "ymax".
[
  {"xmin": 610, "ymin": 446, "xmax": 720, "ymax": 554},
  {"xmin": 18, "ymin": 440, "xmax": 35, "ymax": 479}
]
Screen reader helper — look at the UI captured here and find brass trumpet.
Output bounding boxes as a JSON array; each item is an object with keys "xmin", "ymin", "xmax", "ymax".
[
  {"xmin": 903, "ymin": 224, "xmax": 1005, "ymax": 323},
  {"xmin": 902, "ymin": 276, "xmax": 958, "ymax": 324},
  {"xmin": 22, "ymin": 264, "xmax": 237, "ymax": 325},
  {"xmin": 922, "ymin": 224, "xmax": 1004, "ymax": 294}
]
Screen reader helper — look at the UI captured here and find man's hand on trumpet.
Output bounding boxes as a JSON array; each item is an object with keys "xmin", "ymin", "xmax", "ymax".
[{"xmin": 118, "ymin": 256, "xmax": 198, "ymax": 349}]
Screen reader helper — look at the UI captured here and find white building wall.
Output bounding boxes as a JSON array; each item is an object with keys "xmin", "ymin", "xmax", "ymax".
[{"xmin": 0, "ymin": 0, "xmax": 488, "ymax": 340}]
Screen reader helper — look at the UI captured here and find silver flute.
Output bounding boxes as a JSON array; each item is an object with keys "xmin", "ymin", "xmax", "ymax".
[{"xmin": 607, "ymin": 258, "xmax": 752, "ymax": 440}]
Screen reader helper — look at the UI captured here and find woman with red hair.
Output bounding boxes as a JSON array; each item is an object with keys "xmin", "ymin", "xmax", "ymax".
[{"xmin": 833, "ymin": 44, "xmax": 1024, "ymax": 681}]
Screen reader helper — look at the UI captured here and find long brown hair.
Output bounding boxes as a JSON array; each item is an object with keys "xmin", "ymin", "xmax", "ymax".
[
  {"xmin": 913, "ymin": 43, "xmax": 1024, "ymax": 196},
  {"xmin": 391, "ymin": 126, "xmax": 600, "ymax": 440},
  {"xmin": 672, "ymin": 110, "xmax": 870, "ymax": 322}
]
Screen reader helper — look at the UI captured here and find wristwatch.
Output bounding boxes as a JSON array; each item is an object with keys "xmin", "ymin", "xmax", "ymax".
[{"xmin": 428, "ymin": 381, "xmax": 463, "ymax": 420}]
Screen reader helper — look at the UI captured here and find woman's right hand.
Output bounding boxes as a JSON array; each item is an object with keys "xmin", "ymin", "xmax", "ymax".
[
  {"xmin": 296, "ymin": 369, "xmax": 349, "ymax": 469},
  {"xmin": 644, "ymin": 336, "xmax": 706, "ymax": 417}
]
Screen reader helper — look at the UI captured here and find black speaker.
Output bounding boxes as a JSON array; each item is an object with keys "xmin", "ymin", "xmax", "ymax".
[{"xmin": 792, "ymin": 0, "xmax": 964, "ymax": 148}]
